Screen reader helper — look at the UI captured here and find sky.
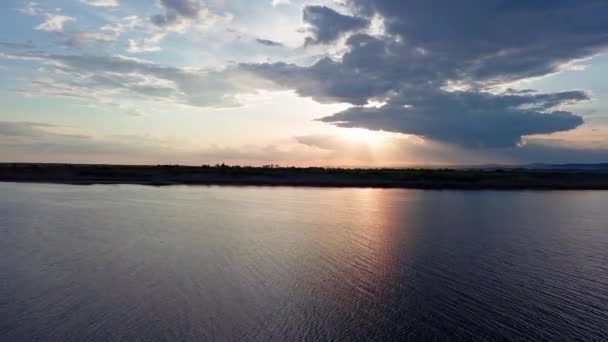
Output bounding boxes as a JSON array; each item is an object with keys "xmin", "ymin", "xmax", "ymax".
[{"xmin": 1, "ymin": 0, "xmax": 608, "ymax": 166}]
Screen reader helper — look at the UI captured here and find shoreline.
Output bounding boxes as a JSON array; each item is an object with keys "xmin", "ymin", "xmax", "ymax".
[
  {"xmin": 2, "ymin": 163, "xmax": 608, "ymax": 190},
  {"xmin": 3, "ymin": 179, "xmax": 608, "ymax": 190}
]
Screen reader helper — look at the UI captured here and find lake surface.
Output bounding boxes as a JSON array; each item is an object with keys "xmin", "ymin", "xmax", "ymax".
[{"xmin": 1, "ymin": 182, "xmax": 607, "ymax": 341}]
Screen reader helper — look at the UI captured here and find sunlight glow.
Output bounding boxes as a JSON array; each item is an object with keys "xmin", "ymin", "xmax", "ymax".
[{"xmin": 341, "ymin": 128, "xmax": 388, "ymax": 146}]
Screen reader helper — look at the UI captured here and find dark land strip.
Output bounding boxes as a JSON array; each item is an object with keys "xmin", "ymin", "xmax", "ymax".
[{"xmin": 2, "ymin": 163, "xmax": 608, "ymax": 190}]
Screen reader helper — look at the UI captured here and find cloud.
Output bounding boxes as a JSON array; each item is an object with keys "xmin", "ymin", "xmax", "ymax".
[
  {"xmin": 2, "ymin": 52, "xmax": 270, "ymax": 108},
  {"xmin": 0, "ymin": 122, "xmax": 332, "ymax": 166},
  {"xmin": 244, "ymin": 1, "xmax": 608, "ymax": 148},
  {"xmin": 36, "ymin": 14, "xmax": 76, "ymax": 33},
  {"xmin": 255, "ymin": 38, "xmax": 284, "ymax": 47},
  {"xmin": 130, "ymin": 0, "xmax": 232, "ymax": 51},
  {"xmin": 126, "ymin": 39, "xmax": 162, "ymax": 53},
  {"xmin": 63, "ymin": 24, "xmax": 125, "ymax": 48},
  {"xmin": 199, "ymin": 141, "xmax": 340, "ymax": 166},
  {"xmin": 0, "ymin": 122, "xmax": 57, "ymax": 137},
  {"xmin": 271, "ymin": 0, "xmax": 290, "ymax": 6},
  {"xmin": 80, "ymin": 0, "xmax": 119, "ymax": 7},
  {"xmin": 194, "ymin": 131, "xmax": 515, "ymax": 167},
  {"xmin": 294, "ymin": 131, "xmax": 608, "ymax": 166},
  {"xmin": 0, "ymin": 121, "xmax": 107, "ymax": 156},
  {"xmin": 303, "ymin": 5, "xmax": 369, "ymax": 45},
  {"xmin": 17, "ymin": 2, "xmax": 41, "ymax": 16},
  {"xmin": 150, "ymin": 0, "xmax": 230, "ymax": 33},
  {"xmin": 63, "ymin": 16, "xmax": 144, "ymax": 49},
  {"xmin": 0, "ymin": 41, "xmax": 35, "ymax": 50},
  {"xmin": 318, "ymin": 89, "xmax": 587, "ymax": 147},
  {"xmin": 347, "ymin": 0, "xmax": 608, "ymax": 82},
  {"xmin": 0, "ymin": 121, "xmax": 198, "ymax": 164},
  {"xmin": 242, "ymin": 35, "xmax": 409, "ymax": 104},
  {"xmin": 3, "ymin": 121, "xmax": 606, "ymax": 166},
  {"xmin": 19, "ymin": 3, "xmax": 136, "ymax": 49},
  {"xmin": 294, "ymin": 132, "xmax": 488, "ymax": 165},
  {"xmin": 504, "ymin": 140, "xmax": 608, "ymax": 164}
]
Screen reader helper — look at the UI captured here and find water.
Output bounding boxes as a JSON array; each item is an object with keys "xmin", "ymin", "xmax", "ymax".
[{"xmin": 0, "ymin": 182, "xmax": 607, "ymax": 341}]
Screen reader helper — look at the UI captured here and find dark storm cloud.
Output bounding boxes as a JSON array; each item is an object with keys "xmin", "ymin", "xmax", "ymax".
[
  {"xmin": 348, "ymin": 0, "xmax": 608, "ymax": 81},
  {"xmin": 302, "ymin": 5, "xmax": 369, "ymax": 45},
  {"xmin": 319, "ymin": 90, "xmax": 587, "ymax": 148},
  {"xmin": 245, "ymin": 0, "xmax": 608, "ymax": 148},
  {"xmin": 243, "ymin": 55, "xmax": 393, "ymax": 105},
  {"xmin": 242, "ymin": 34, "xmax": 411, "ymax": 105},
  {"xmin": 255, "ymin": 38, "xmax": 284, "ymax": 47}
]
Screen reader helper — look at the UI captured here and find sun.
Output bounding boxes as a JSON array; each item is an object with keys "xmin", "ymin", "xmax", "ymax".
[{"xmin": 341, "ymin": 128, "xmax": 387, "ymax": 146}]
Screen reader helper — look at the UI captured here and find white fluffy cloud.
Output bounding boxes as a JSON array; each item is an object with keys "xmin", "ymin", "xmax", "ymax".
[
  {"xmin": 35, "ymin": 14, "xmax": 75, "ymax": 33},
  {"xmin": 80, "ymin": 0, "xmax": 119, "ymax": 7},
  {"xmin": 271, "ymin": 0, "xmax": 290, "ymax": 6}
]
